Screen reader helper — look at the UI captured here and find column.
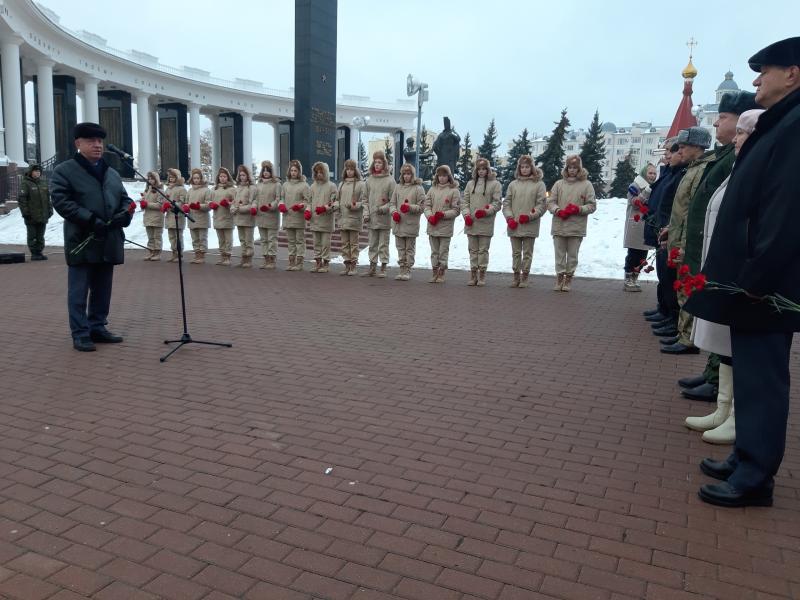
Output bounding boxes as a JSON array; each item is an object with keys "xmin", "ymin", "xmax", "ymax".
[
  {"xmin": 135, "ymin": 91, "xmax": 153, "ymax": 173},
  {"xmin": 349, "ymin": 127, "xmax": 359, "ymax": 161},
  {"xmin": 270, "ymin": 121, "xmax": 280, "ymax": 166},
  {"xmin": 189, "ymin": 102, "xmax": 201, "ymax": 169},
  {"xmin": 1, "ymin": 37, "xmax": 26, "ymax": 165},
  {"xmin": 0, "ymin": 56, "xmax": 6, "ymax": 162},
  {"xmin": 150, "ymin": 108, "xmax": 158, "ymax": 173},
  {"xmin": 83, "ymin": 77, "xmax": 100, "ymax": 123},
  {"xmin": 210, "ymin": 114, "xmax": 220, "ymax": 176},
  {"xmin": 242, "ymin": 112, "xmax": 253, "ymax": 169},
  {"xmin": 36, "ymin": 60, "xmax": 56, "ymax": 162}
]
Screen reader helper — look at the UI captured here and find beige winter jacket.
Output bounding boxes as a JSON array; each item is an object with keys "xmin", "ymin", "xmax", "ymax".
[
  {"xmin": 233, "ymin": 184, "xmax": 257, "ymax": 227},
  {"xmin": 141, "ymin": 186, "xmax": 166, "ymax": 228},
  {"xmin": 254, "ymin": 178, "xmax": 282, "ymax": 230},
  {"xmin": 424, "ymin": 183, "xmax": 461, "ymax": 237},
  {"xmin": 503, "ymin": 169, "xmax": 547, "ymax": 238},
  {"xmin": 337, "ymin": 179, "xmax": 365, "ymax": 231},
  {"xmin": 391, "ymin": 180, "xmax": 426, "ymax": 238},
  {"xmin": 548, "ymin": 169, "xmax": 596, "ymax": 237},
  {"xmin": 186, "ymin": 185, "xmax": 212, "ymax": 229},
  {"xmin": 462, "ymin": 175, "xmax": 502, "ymax": 237},
  {"xmin": 211, "ymin": 185, "xmax": 236, "ymax": 229},
  {"xmin": 364, "ymin": 172, "xmax": 396, "ymax": 230},
  {"xmin": 309, "ymin": 163, "xmax": 338, "ymax": 233},
  {"xmin": 164, "ymin": 180, "xmax": 188, "ymax": 230},
  {"xmin": 280, "ymin": 178, "xmax": 310, "ymax": 230}
]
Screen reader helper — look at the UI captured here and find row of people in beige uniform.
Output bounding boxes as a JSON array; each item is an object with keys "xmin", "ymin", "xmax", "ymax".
[{"xmin": 138, "ymin": 151, "xmax": 596, "ymax": 289}]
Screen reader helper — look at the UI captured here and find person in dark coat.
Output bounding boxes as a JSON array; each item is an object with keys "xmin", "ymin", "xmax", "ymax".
[
  {"xmin": 17, "ymin": 163, "xmax": 52, "ymax": 260},
  {"xmin": 50, "ymin": 122, "xmax": 134, "ymax": 352},
  {"xmin": 685, "ymin": 36, "xmax": 800, "ymax": 507},
  {"xmin": 642, "ymin": 141, "xmax": 686, "ymax": 336}
]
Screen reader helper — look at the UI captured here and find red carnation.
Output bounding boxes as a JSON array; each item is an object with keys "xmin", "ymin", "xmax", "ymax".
[
  {"xmin": 475, "ymin": 209, "xmax": 487, "ymax": 219},
  {"xmin": 400, "ymin": 203, "xmax": 410, "ymax": 213},
  {"xmin": 161, "ymin": 203, "xmax": 170, "ymax": 213},
  {"xmin": 315, "ymin": 206, "xmax": 327, "ymax": 215},
  {"xmin": 181, "ymin": 204, "xmax": 190, "ymax": 214},
  {"xmin": 392, "ymin": 212, "xmax": 401, "ymax": 223},
  {"xmin": 484, "ymin": 204, "xmax": 490, "ymax": 209},
  {"xmin": 518, "ymin": 214, "xmax": 530, "ymax": 224},
  {"xmin": 304, "ymin": 209, "xmax": 312, "ymax": 221},
  {"xmin": 427, "ymin": 215, "xmax": 438, "ymax": 225},
  {"xmin": 247, "ymin": 206, "xmax": 256, "ymax": 215},
  {"xmin": 679, "ymin": 264, "xmax": 690, "ymax": 275},
  {"xmin": 507, "ymin": 217, "xmax": 518, "ymax": 230},
  {"xmin": 291, "ymin": 204, "xmax": 301, "ymax": 212},
  {"xmin": 673, "ymin": 280, "xmax": 682, "ymax": 291},
  {"xmin": 139, "ymin": 199, "xmax": 148, "ymax": 209},
  {"xmin": 260, "ymin": 205, "xmax": 269, "ymax": 212},
  {"xmin": 669, "ymin": 247, "xmax": 681, "ymax": 260},
  {"xmin": 220, "ymin": 198, "xmax": 230, "ymax": 208},
  {"xmin": 464, "ymin": 215, "xmax": 474, "ymax": 227},
  {"xmin": 633, "ymin": 214, "xmax": 641, "ymax": 222},
  {"xmin": 435, "ymin": 211, "xmax": 445, "ymax": 220},
  {"xmin": 127, "ymin": 202, "xmax": 136, "ymax": 214},
  {"xmin": 693, "ymin": 274, "xmax": 707, "ymax": 290},
  {"xmin": 278, "ymin": 204, "xmax": 288, "ymax": 213},
  {"xmin": 209, "ymin": 201, "xmax": 219, "ymax": 210}
]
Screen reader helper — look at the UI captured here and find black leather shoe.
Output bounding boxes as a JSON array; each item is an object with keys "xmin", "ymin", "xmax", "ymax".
[
  {"xmin": 643, "ymin": 307, "xmax": 661, "ymax": 317},
  {"xmin": 645, "ymin": 313, "xmax": 668, "ymax": 322},
  {"xmin": 90, "ymin": 329, "xmax": 123, "ymax": 343},
  {"xmin": 679, "ymin": 374, "xmax": 706, "ymax": 389},
  {"xmin": 698, "ymin": 481, "xmax": 773, "ymax": 508},
  {"xmin": 73, "ymin": 337, "xmax": 96, "ymax": 352},
  {"xmin": 699, "ymin": 458, "xmax": 735, "ymax": 481},
  {"xmin": 30, "ymin": 254, "xmax": 46, "ymax": 261},
  {"xmin": 653, "ymin": 326, "xmax": 679, "ymax": 337},
  {"xmin": 660, "ymin": 336, "xmax": 680, "ymax": 345},
  {"xmin": 682, "ymin": 382, "xmax": 717, "ymax": 401},
  {"xmin": 661, "ymin": 342, "xmax": 700, "ymax": 355},
  {"xmin": 651, "ymin": 318, "xmax": 676, "ymax": 329}
]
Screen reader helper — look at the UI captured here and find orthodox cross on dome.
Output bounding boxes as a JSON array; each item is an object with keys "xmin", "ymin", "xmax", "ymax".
[{"xmin": 686, "ymin": 37, "xmax": 698, "ymax": 59}]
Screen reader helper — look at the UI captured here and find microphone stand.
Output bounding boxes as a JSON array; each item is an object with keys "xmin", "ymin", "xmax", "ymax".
[{"xmin": 110, "ymin": 149, "xmax": 232, "ymax": 362}]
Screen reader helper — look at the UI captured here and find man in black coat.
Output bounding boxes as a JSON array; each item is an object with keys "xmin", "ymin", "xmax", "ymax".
[
  {"xmin": 51, "ymin": 123, "xmax": 134, "ymax": 352},
  {"xmin": 685, "ymin": 37, "xmax": 800, "ymax": 507}
]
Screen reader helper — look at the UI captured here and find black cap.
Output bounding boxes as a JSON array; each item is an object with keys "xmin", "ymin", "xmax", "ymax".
[
  {"xmin": 749, "ymin": 36, "xmax": 800, "ymax": 71},
  {"xmin": 718, "ymin": 91, "xmax": 761, "ymax": 115},
  {"xmin": 73, "ymin": 122, "xmax": 107, "ymax": 140}
]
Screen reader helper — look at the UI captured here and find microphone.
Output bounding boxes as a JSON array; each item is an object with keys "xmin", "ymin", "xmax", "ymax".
[{"xmin": 107, "ymin": 144, "xmax": 134, "ymax": 161}]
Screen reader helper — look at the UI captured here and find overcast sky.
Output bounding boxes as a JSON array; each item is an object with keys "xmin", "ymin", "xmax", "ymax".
[{"xmin": 39, "ymin": 0, "xmax": 800, "ymax": 155}]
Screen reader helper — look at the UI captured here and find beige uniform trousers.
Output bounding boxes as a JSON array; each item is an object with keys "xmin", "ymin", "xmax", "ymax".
[
  {"xmin": 395, "ymin": 236, "xmax": 417, "ymax": 268},
  {"xmin": 340, "ymin": 230, "xmax": 360, "ymax": 262},
  {"xmin": 216, "ymin": 228, "xmax": 233, "ymax": 254},
  {"xmin": 258, "ymin": 227, "xmax": 278, "ymax": 257},
  {"xmin": 429, "ymin": 236, "xmax": 451, "ymax": 268},
  {"xmin": 553, "ymin": 235, "xmax": 582, "ymax": 274},
  {"xmin": 190, "ymin": 229, "xmax": 208, "ymax": 252},
  {"xmin": 367, "ymin": 229, "xmax": 390, "ymax": 264},
  {"xmin": 510, "ymin": 238, "xmax": 535, "ymax": 273},
  {"xmin": 286, "ymin": 228, "xmax": 306, "ymax": 259},
  {"xmin": 313, "ymin": 232, "xmax": 332, "ymax": 260},
  {"xmin": 145, "ymin": 226, "xmax": 163, "ymax": 251},
  {"xmin": 237, "ymin": 226, "xmax": 255, "ymax": 258},
  {"xmin": 467, "ymin": 235, "xmax": 492, "ymax": 269}
]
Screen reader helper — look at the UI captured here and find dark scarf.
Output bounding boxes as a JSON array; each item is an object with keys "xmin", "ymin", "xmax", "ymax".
[{"xmin": 74, "ymin": 152, "xmax": 108, "ymax": 185}]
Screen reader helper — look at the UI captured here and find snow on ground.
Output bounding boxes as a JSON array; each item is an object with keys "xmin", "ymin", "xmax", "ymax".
[{"xmin": 0, "ymin": 181, "xmax": 654, "ymax": 281}]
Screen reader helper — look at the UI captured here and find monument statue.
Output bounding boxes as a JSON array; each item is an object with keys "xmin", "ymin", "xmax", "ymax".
[
  {"xmin": 403, "ymin": 137, "xmax": 435, "ymax": 181},
  {"xmin": 432, "ymin": 116, "xmax": 461, "ymax": 174}
]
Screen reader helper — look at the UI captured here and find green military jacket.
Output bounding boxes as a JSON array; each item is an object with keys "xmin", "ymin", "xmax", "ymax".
[
  {"xmin": 18, "ymin": 171, "xmax": 52, "ymax": 224},
  {"xmin": 667, "ymin": 150, "xmax": 716, "ymax": 251},
  {"xmin": 683, "ymin": 143, "xmax": 736, "ymax": 273}
]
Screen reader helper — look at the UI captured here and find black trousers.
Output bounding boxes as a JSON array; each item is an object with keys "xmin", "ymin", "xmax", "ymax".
[
  {"xmin": 654, "ymin": 247, "xmax": 679, "ymax": 318},
  {"xmin": 727, "ymin": 328, "xmax": 793, "ymax": 492},
  {"xmin": 624, "ymin": 248, "xmax": 648, "ymax": 273},
  {"xmin": 67, "ymin": 264, "xmax": 114, "ymax": 339}
]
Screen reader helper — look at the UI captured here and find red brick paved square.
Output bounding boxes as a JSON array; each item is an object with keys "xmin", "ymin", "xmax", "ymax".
[{"xmin": 0, "ymin": 245, "xmax": 798, "ymax": 599}]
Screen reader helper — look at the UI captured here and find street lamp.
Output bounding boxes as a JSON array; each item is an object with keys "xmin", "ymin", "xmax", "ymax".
[
  {"xmin": 351, "ymin": 115, "xmax": 370, "ymax": 172},
  {"xmin": 406, "ymin": 74, "xmax": 429, "ymax": 175}
]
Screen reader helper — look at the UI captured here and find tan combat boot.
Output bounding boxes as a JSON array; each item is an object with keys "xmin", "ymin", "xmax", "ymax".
[
  {"xmin": 553, "ymin": 273, "xmax": 565, "ymax": 291},
  {"xmin": 510, "ymin": 271, "xmax": 520, "ymax": 287},
  {"xmin": 476, "ymin": 268, "xmax": 487, "ymax": 287},
  {"xmin": 518, "ymin": 271, "xmax": 530, "ymax": 288},
  {"xmin": 562, "ymin": 273, "xmax": 573, "ymax": 292},
  {"xmin": 467, "ymin": 268, "xmax": 478, "ymax": 286}
]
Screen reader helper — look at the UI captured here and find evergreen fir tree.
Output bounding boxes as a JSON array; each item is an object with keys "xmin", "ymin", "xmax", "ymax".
[
  {"xmin": 357, "ymin": 141, "xmax": 368, "ymax": 176},
  {"xmin": 579, "ymin": 110, "xmax": 607, "ymax": 198},
  {"xmin": 455, "ymin": 132, "xmax": 474, "ymax": 183},
  {"xmin": 419, "ymin": 125, "xmax": 435, "ymax": 181},
  {"xmin": 501, "ymin": 128, "xmax": 532, "ymax": 191},
  {"xmin": 609, "ymin": 153, "xmax": 637, "ymax": 198},
  {"xmin": 477, "ymin": 118, "xmax": 500, "ymax": 167},
  {"xmin": 536, "ymin": 108, "xmax": 570, "ymax": 190}
]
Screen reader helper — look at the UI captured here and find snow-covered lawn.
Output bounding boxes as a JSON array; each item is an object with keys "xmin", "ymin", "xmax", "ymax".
[{"xmin": 0, "ymin": 181, "xmax": 653, "ymax": 281}]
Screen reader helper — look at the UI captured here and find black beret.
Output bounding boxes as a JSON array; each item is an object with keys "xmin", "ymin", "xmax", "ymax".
[
  {"xmin": 749, "ymin": 36, "xmax": 800, "ymax": 71},
  {"xmin": 718, "ymin": 91, "xmax": 761, "ymax": 115},
  {"xmin": 73, "ymin": 122, "xmax": 107, "ymax": 140}
]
